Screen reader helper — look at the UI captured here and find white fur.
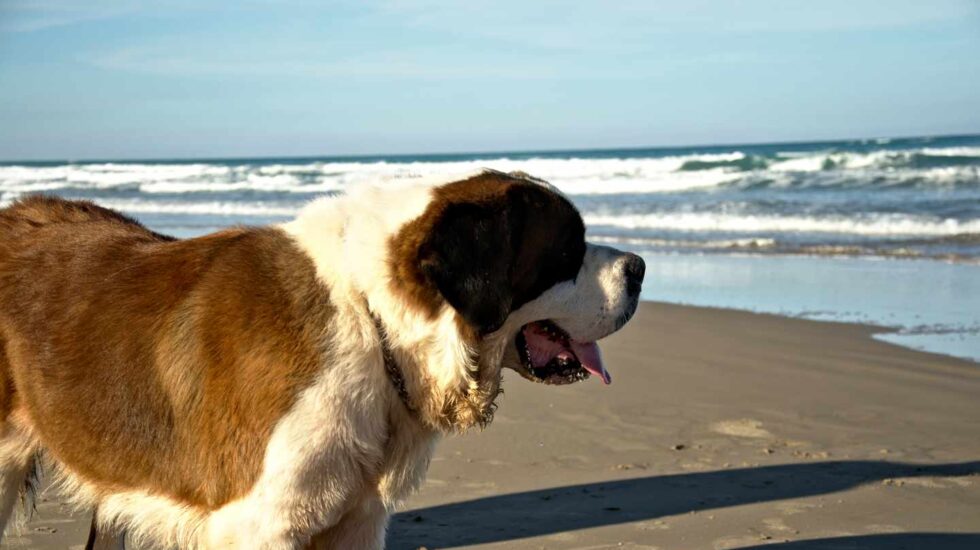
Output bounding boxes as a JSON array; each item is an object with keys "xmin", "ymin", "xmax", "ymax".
[
  {"xmin": 0, "ymin": 414, "xmax": 35, "ymax": 544},
  {"xmin": 503, "ymin": 243, "xmax": 638, "ymax": 342}
]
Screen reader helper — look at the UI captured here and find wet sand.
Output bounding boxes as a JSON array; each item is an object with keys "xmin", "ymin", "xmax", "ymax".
[{"xmin": 8, "ymin": 302, "xmax": 980, "ymax": 549}]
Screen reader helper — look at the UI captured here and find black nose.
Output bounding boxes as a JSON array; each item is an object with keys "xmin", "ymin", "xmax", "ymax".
[{"xmin": 623, "ymin": 254, "xmax": 645, "ymax": 297}]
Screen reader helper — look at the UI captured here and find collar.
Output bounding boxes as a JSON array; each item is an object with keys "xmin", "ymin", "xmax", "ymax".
[{"xmin": 372, "ymin": 314, "xmax": 417, "ymax": 416}]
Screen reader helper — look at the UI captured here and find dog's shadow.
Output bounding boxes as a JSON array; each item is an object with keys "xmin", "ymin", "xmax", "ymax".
[{"xmin": 388, "ymin": 460, "xmax": 980, "ymax": 549}]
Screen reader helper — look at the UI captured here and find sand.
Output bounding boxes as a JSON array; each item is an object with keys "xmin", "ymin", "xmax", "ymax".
[{"xmin": 7, "ymin": 302, "xmax": 980, "ymax": 549}]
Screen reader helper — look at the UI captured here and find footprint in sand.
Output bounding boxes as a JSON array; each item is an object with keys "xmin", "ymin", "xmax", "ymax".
[
  {"xmin": 864, "ymin": 524, "xmax": 905, "ymax": 534},
  {"xmin": 571, "ymin": 544, "xmax": 662, "ymax": 550},
  {"xmin": 882, "ymin": 476, "xmax": 972, "ymax": 488},
  {"xmin": 712, "ymin": 534, "xmax": 779, "ymax": 549},
  {"xmin": 635, "ymin": 519, "xmax": 671, "ymax": 531},
  {"xmin": 710, "ymin": 419, "xmax": 773, "ymax": 439},
  {"xmin": 763, "ymin": 517, "xmax": 798, "ymax": 534},
  {"xmin": 775, "ymin": 502, "xmax": 821, "ymax": 515}
]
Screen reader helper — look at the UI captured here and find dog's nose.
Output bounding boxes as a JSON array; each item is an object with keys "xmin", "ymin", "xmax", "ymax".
[{"xmin": 623, "ymin": 253, "xmax": 645, "ymax": 297}]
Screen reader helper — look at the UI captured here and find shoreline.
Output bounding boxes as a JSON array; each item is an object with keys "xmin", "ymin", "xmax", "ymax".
[
  {"xmin": 634, "ymin": 252, "xmax": 980, "ymax": 364},
  {"xmin": 5, "ymin": 132, "xmax": 975, "ymax": 166},
  {"xmin": 9, "ymin": 302, "xmax": 980, "ymax": 549},
  {"xmin": 649, "ymin": 298, "xmax": 980, "ymax": 367}
]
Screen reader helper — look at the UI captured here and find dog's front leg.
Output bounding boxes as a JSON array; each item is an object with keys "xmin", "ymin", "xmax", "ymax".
[
  {"xmin": 85, "ymin": 514, "xmax": 125, "ymax": 550},
  {"xmin": 303, "ymin": 495, "xmax": 388, "ymax": 550},
  {"xmin": 203, "ymin": 450, "xmax": 373, "ymax": 549}
]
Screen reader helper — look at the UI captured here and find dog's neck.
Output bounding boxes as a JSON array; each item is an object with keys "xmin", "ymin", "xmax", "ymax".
[
  {"xmin": 369, "ymin": 303, "xmax": 503, "ymax": 433},
  {"xmin": 371, "ymin": 313, "xmax": 417, "ymax": 417},
  {"xmin": 284, "ymin": 191, "xmax": 503, "ymax": 431}
]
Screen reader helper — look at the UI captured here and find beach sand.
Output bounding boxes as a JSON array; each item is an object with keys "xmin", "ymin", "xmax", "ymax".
[{"xmin": 6, "ymin": 303, "xmax": 980, "ymax": 549}]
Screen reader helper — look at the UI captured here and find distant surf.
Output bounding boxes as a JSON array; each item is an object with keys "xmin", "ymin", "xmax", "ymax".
[{"xmin": 3, "ymin": 134, "xmax": 978, "ymax": 263}]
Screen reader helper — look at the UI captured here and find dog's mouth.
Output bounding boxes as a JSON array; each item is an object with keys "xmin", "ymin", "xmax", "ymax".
[{"xmin": 514, "ymin": 320, "xmax": 610, "ymax": 385}]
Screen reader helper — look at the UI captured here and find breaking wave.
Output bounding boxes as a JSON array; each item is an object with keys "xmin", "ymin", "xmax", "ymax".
[
  {"xmin": 1, "ymin": 134, "xmax": 978, "ymax": 261},
  {"xmin": 1, "ymin": 142, "xmax": 978, "ymax": 198},
  {"xmin": 582, "ymin": 212, "xmax": 980, "ymax": 237}
]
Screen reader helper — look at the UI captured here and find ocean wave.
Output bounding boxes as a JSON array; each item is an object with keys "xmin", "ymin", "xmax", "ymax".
[
  {"xmin": 2, "ymin": 144, "xmax": 978, "ymax": 198},
  {"xmin": 767, "ymin": 148, "xmax": 980, "ymax": 173},
  {"xmin": 919, "ymin": 147, "xmax": 980, "ymax": 157},
  {"xmin": 7, "ymin": 195, "xmax": 974, "ymax": 240},
  {"xmin": 678, "ymin": 154, "xmax": 769, "ymax": 172},
  {"xmin": 590, "ymin": 234, "xmax": 980, "ymax": 263},
  {"xmin": 138, "ymin": 175, "xmax": 343, "ymax": 194},
  {"xmin": 591, "ymin": 235, "xmax": 778, "ymax": 250},
  {"xmin": 0, "ymin": 164, "xmax": 234, "ymax": 189},
  {"xmin": 91, "ymin": 199, "xmax": 299, "ymax": 217},
  {"xmin": 0, "ymin": 157, "xmax": 751, "ymax": 195},
  {"xmin": 582, "ymin": 212, "xmax": 980, "ymax": 236}
]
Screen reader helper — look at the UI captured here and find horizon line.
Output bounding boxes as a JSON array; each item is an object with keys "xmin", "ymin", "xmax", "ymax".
[{"xmin": 1, "ymin": 131, "xmax": 977, "ymax": 165}]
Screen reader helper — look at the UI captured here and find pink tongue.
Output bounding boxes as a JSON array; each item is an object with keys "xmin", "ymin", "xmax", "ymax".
[{"xmin": 569, "ymin": 340, "xmax": 610, "ymax": 384}]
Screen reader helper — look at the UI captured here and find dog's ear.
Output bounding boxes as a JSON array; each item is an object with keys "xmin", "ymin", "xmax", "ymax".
[
  {"xmin": 419, "ymin": 196, "xmax": 523, "ymax": 335},
  {"xmin": 411, "ymin": 176, "xmax": 585, "ymax": 336}
]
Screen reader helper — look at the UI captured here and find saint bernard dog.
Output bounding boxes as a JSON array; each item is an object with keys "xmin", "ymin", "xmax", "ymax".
[{"xmin": 0, "ymin": 169, "xmax": 644, "ymax": 549}]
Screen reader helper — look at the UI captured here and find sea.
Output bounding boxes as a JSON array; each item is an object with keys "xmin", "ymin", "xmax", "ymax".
[{"xmin": 2, "ymin": 134, "xmax": 978, "ymax": 362}]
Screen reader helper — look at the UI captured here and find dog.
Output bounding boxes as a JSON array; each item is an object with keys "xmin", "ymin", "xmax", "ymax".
[{"xmin": 0, "ymin": 169, "xmax": 644, "ymax": 548}]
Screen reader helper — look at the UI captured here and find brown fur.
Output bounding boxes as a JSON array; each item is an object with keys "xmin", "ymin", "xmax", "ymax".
[
  {"xmin": 0, "ymin": 196, "xmax": 334, "ymax": 508},
  {"xmin": 0, "ymin": 337, "xmax": 14, "ymax": 424},
  {"xmin": 390, "ymin": 171, "xmax": 584, "ymax": 334}
]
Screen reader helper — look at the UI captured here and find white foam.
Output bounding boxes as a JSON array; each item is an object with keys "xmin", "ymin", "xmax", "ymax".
[
  {"xmin": 0, "ymin": 153, "xmax": 756, "ymax": 197},
  {"xmin": 767, "ymin": 147, "xmax": 980, "ymax": 174},
  {"xmin": 93, "ymin": 199, "xmax": 299, "ymax": 217},
  {"xmin": 768, "ymin": 155, "xmax": 827, "ymax": 172},
  {"xmin": 583, "ymin": 212, "xmax": 980, "ymax": 237},
  {"xmin": 0, "ymin": 180, "xmax": 75, "ymax": 193},
  {"xmin": 139, "ymin": 176, "xmax": 342, "ymax": 194},
  {"xmin": 591, "ymin": 235, "xmax": 778, "ymax": 249},
  {"xmin": 919, "ymin": 147, "xmax": 980, "ymax": 157},
  {"xmin": 1, "ymin": 144, "xmax": 975, "ymax": 199}
]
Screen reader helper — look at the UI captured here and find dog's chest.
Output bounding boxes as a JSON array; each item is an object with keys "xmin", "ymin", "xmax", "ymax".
[{"xmin": 375, "ymin": 410, "xmax": 440, "ymax": 509}]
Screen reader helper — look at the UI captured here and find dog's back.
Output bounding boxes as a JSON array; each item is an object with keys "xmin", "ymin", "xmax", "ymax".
[
  {"xmin": 0, "ymin": 195, "xmax": 159, "ymax": 231},
  {"xmin": 0, "ymin": 194, "xmax": 170, "ymax": 249},
  {"xmin": 0, "ymin": 195, "xmax": 169, "ymax": 406},
  {"xmin": 0, "ymin": 196, "xmax": 167, "ymax": 416}
]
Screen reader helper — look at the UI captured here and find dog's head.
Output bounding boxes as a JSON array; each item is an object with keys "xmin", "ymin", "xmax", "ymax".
[{"xmin": 391, "ymin": 170, "xmax": 644, "ymax": 395}]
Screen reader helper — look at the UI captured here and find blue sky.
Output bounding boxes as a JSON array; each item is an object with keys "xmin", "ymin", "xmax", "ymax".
[{"xmin": 1, "ymin": 1, "xmax": 978, "ymax": 160}]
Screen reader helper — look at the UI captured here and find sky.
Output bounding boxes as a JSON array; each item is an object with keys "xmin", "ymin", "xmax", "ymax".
[{"xmin": 1, "ymin": 0, "xmax": 978, "ymax": 161}]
